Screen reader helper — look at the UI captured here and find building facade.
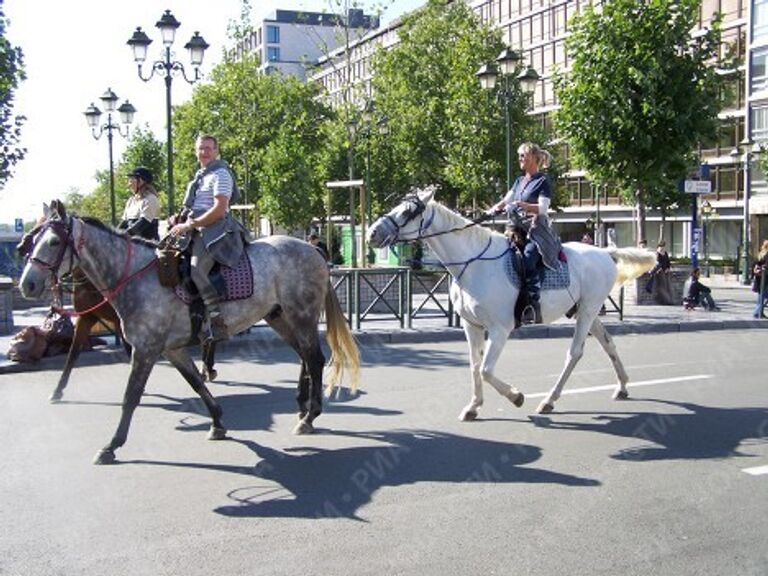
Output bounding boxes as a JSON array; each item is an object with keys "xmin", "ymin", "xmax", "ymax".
[
  {"xmin": 232, "ymin": 9, "xmax": 380, "ymax": 80},
  {"xmin": 309, "ymin": 0, "xmax": 767, "ymax": 266}
]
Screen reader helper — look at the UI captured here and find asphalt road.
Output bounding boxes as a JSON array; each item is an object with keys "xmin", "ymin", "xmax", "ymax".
[{"xmin": 0, "ymin": 330, "xmax": 766, "ymax": 576}]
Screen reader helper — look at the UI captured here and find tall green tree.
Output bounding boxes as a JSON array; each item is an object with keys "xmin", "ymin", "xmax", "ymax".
[
  {"xmin": 554, "ymin": 0, "xmax": 723, "ymax": 241},
  {"xmin": 370, "ymin": 0, "xmax": 532, "ymax": 210},
  {"xmin": 0, "ymin": 0, "xmax": 26, "ymax": 186}
]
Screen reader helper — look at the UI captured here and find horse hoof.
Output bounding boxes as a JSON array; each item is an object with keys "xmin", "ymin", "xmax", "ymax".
[
  {"xmin": 49, "ymin": 393, "xmax": 63, "ymax": 404},
  {"xmin": 506, "ymin": 391, "xmax": 524, "ymax": 408},
  {"xmin": 293, "ymin": 420, "xmax": 314, "ymax": 435},
  {"xmin": 459, "ymin": 409, "xmax": 478, "ymax": 421},
  {"xmin": 93, "ymin": 449, "xmax": 116, "ymax": 465},
  {"xmin": 536, "ymin": 402, "xmax": 554, "ymax": 414},
  {"xmin": 207, "ymin": 426, "xmax": 227, "ymax": 440},
  {"xmin": 613, "ymin": 389, "xmax": 629, "ymax": 400},
  {"xmin": 206, "ymin": 369, "xmax": 218, "ymax": 382}
]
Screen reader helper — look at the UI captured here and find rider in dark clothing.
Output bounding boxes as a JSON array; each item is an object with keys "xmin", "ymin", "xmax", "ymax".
[{"xmin": 487, "ymin": 142, "xmax": 553, "ymax": 324}]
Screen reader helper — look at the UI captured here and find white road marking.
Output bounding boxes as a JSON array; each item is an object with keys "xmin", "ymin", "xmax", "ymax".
[
  {"xmin": 743, "ymin": 465, "xmax": 768, "ymax": 476},
  {"xmin": 527, "ymin": 374, "xmax": 714, "ymax": 399}
]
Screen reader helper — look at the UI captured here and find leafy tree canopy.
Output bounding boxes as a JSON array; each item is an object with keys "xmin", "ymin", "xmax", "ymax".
[
  {"xmin": 0, "ymin": 0, "xmax": 26, "ymax": 187},
  {"xmin": 554, "ymin": 0, "xmax": 723, "ymax": 236}
]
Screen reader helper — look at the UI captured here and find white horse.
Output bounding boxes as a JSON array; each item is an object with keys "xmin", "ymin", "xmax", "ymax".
[{"xmin": 367, "ymin": 187, "xmax": 656, "ymax": 416}]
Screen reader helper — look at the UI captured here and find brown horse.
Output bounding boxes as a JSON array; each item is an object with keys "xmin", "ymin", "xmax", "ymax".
[{"xmin": 17, "ymin": 224, "xmax": 218, "ymax": 404}]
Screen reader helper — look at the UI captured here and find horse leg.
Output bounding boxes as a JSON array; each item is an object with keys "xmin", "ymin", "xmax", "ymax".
[
  {"xmin": 588, "ymin": 317, "xmax": 630, "ymax": 400},
  {"xmin": 201, "ymin": 340, "xmax": 218, "ymax": 382},
  {"xmin": 50, "ymin": 314, "xmax": 97, "ymax": 403},
  {"xmin": 164, "ymin": 347, "xmax": 226, "ymax": 440},
  {"xmin": 537, "ymin": 313, "xmax": 595, "ymax": 414},
  {"xmin": 94, "ymin": 349, "xmax": 159, "ymax": 465},
  {"xmin": 459, "ymin": 322, "xmax": 486, "ymax": 421},
  {"xmin": 480, "ymin": 325, "xmax": 525, "ymax": 408},
  {"xmin": 266, "ymin": 314, "xmax": 324, "ymax": 435}
]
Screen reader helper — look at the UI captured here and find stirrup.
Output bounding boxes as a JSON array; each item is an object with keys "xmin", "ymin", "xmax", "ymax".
[
  {"xmin": 206, "ymin": 314, "xmax": 229, "ymax": 343},
  {"xmin": 521, "ymin": 303, "xmax": 542, "ymax": 325}
]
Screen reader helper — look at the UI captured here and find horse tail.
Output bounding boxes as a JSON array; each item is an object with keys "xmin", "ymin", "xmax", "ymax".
[
  {"xmin": 323, "ymin": 280, "xmax": 360, "ymax": 395},
  {"xmin": 607, "ymin": 247, "xmax": 657, "ymax": 286}
]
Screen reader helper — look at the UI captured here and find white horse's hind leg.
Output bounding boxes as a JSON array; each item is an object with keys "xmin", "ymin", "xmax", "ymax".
[
  {"xmin": 588, "ymin": 318, "xmax": 630, "ymax": 400},
  {"xmin": 459, "ymin": 322, "xmax": 486, "ymax": 421},
  {"xmin": 537, "ymin": 313, "xmax": 594, "ymax": 414}
]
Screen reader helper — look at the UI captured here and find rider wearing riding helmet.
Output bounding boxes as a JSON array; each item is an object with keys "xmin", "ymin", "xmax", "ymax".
[
  {"xmin": 487, "ymin": 142, "xmax": 553, "ymax": 324},
  {"xmin": 119, "ymin": 166, "xmax": 160, "ymax": 240}
]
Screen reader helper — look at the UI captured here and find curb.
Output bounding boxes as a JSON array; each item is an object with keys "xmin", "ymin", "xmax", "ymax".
[{"xmin": 3, "ymin": 318, "xmax": 767, "ymax": 375}]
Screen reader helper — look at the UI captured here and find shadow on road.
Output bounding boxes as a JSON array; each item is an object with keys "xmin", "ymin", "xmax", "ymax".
[
  {"xmin": 530, "ymin": 399, "xmax": 768, "ymax": 462},
  {"xmin": 123, "ymin": 429, "xmax": 599, "ymax": 521}
]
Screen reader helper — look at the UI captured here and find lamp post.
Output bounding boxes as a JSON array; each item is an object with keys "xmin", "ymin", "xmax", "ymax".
[
  {"xmin": 700, "ymin": 199, "xmax": 715, "ymax": 277},
  {"xmin": 361, "ymin": 101, "xmax": 389, "ymax": 265},
  {"xmin": 730, "ymin": 138, "xmax": 754, "ymax": 284},
  {"xmin": 83, "ymin": 88, "xmax": 136, "ymax": 225},
  {"xmin": 127, "ymin": 10, "xmax": 209, "ymax": 217},
  {"xmin": 476, "ymin": 48, "xmax": 539, "ymax": 192}
]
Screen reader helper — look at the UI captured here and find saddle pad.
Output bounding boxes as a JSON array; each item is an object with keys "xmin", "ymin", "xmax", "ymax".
[
  {"xmin": 174, "ymin": 251, "xmax": 254, "ymax": 304},
  {"xmin": 504, "ymin": 251, "xmax": 570, "ymax": 291}
]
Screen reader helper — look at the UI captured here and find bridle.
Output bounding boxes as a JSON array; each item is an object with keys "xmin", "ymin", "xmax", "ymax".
[
  {"xmin": 381, "ymin": 195, "xmax": 510, "ymax": 281},
  {"xmin": 25, "ymin": 217, "xmax": 157, "ymax": 317}
]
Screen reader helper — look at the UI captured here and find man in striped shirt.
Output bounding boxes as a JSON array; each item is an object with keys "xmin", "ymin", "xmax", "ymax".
[{"xmin": 170, "ymin": 134, "xmax": 243, "ymax": 342}]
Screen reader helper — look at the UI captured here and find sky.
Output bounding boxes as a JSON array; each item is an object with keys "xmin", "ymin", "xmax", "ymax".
[{"xmin": 1, "ymin": 0, "xmax": 422, "ymax": 224}]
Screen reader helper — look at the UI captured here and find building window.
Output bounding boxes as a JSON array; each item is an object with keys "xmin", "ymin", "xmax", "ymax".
[
  {"xmin": 267, "ymin": 46, "xmax": 280, "ymax": 61},
  {"xmin": 267, "ymin": 25, "xmax": 280, "ymax": 44},
  {"xmin": 751, "ymin": 48, "xmax": 768, "ymax": 93},
  {"xmin": 754, "ymin": 0, "xmax": 768, "ymax": 43},
  {"xmin": 753, "ymin": 105, "xmax": 768, "ymax": 142}
]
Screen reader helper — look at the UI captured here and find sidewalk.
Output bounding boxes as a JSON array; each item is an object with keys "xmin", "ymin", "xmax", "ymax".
[{"xmin": 1, "ymin": 273, "xmax": 766, "ymax": 375}]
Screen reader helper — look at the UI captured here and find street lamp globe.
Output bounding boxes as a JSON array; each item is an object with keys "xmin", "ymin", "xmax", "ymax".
[
  {"xmin": 83, "ymin": 103, "xmax": 102, "ymax": 129},
  {"xmin": 127, "ymin": 27, "xmax": 152, "ymax": 63},
  {"xmin": 100, "ymin": 88, "xmax": 119, "ymax": 113},
  {"xmin": 118, "ymin": 101, "xmax": 137, "ymax": 125},
  {"xmin": 185, "ymin": 31, "xmax": 210, "ymax": 67},
  {"xmin": 517, "ymin": 66, "xmax": 540, "ymax": 93},
  {"xmin": 156, "ymin": 10, "xmax": 181, "ymax": 46},
  {"xmin": 495, "ymin": 47, "xmax": 521, "ymax": 75},
  {"xmin": 475, "ymin": 63, "xmax": 498, "ymax": 90}
]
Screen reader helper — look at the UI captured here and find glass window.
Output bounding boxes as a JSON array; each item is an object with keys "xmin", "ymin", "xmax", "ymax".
[
  {"xmin": 267, "ymin": 25, "xmax": 280, "ymax": 44},
  {"xmin": 267, "ymin": 46, "xmax": 280, "ymax": 62},
  {"xmin": 755, "ymin": 0, "xmax": 768, "ymax": 43},
  {"xmin": 751, "ymin": 48, "xmax": 768, "ymax": 93},
  {"xmin": 752, "ymin": 105, "xmax": 768, "ymax": 142}
]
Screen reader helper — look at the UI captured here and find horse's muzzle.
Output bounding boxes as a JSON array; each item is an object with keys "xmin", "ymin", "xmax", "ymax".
[{"xmin": 367, "ymin": 219, "xmax": 396, "ymax": 248}]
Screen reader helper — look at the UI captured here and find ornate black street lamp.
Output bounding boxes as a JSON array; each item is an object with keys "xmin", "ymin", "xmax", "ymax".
[
  {"xmin": 84, "ymin": 88, "xmax": 136, "ymax": 225},
  {"xmin": 476, "ymin": 48, "xmax": 539, "ymax": 192},
  {"xmin": 127, "ymin": 10, "xmax": 209, "ymax": 216}
]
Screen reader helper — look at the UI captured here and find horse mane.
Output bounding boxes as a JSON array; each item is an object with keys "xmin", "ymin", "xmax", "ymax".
[
  {"xmin": 428, "ymin": 201, "xmax": 503, "ymax": 242},
  {"xmin": 80, "ymin": 216, "xmax": 159, "ymax": 249}
]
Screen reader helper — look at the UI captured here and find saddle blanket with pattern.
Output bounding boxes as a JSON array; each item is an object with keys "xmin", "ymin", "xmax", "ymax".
[
  {"xmin": 504, "ymin": 250, "xmax": 570, "ymax": 291},
  {"xmin": 174, "ymin": 251, "xmax": 254, "ymax": 304}
]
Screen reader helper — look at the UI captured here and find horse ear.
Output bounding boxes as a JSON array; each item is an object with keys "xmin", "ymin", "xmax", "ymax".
[
  {"xmin": 49, "ymin": 199, "xmax": 67, "ymax": 220},
  {"xmin": 419, "ymin": 184, "xmax": 438, "ymax": 204}
]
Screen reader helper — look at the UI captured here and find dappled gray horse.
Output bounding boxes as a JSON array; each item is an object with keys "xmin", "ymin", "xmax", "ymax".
[{"xmin": 20, "ymin": 201, "xmax": 359, "ymax": 464}]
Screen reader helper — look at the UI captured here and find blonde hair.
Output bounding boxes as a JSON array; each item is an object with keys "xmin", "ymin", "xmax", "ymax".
[
  {"xmin": 759, "ymin": 239, "xmax": 768, "ymax": 259},
  {"xmin": 518, "ymin": 142, "xmax": 551, "ymax": 170}
]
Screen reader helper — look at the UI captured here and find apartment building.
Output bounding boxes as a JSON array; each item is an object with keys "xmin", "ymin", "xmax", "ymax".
[
  {"xmin": 232, "ymin": 8, "xmax": 380, "ymax": 80},
  {"xmin": 311, "ymin": 0, "xmax": 767, "ymax": 264}
]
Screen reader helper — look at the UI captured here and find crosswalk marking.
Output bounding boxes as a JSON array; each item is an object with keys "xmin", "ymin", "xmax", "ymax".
[{"xmin": 527, "ymin": 374, "xmax": 714, "ymax": 399}]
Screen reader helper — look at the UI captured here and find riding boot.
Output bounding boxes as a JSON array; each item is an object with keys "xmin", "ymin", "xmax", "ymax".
[
  {"xmin": 522, "ymin": 280, "xmax": 543, "ymax": 325},
  {"xmin": 201, "ymin": 290, "xmax": 229, "ymax": 343}
]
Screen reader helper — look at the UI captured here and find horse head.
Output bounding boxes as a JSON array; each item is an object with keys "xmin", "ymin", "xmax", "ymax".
[
  {"xmin": 19, "ymin": 199, "xmax": 77, "ymax": 299},
  {"xmin": 368, "ymin": 185, "xmax": 438, "ymax": 248}
]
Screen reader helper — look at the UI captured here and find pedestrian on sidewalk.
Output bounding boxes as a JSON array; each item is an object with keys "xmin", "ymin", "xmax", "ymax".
[
  {"xmin": 684, "ymin": 267, "xmax": 719, "ymax": 311},
  {"xmin": 751, "ymin": 239, "xmax": 768, "ymax": 319},
  {"xmin": 645, "ymin": 241, "xmax": 673, "ymax": 304}
]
